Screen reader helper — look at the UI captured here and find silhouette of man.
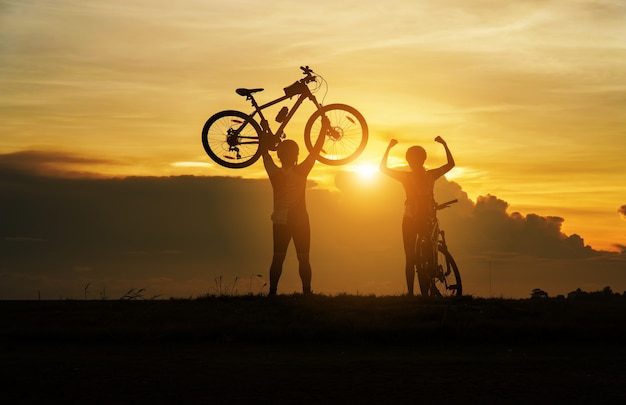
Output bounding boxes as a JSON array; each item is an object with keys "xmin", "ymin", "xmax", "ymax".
[
  {"xmin": 379, "ymin": 136, "xmax": 455, "ymax": 296},
  {"xmin": 262, "ymin": 131, "xmax": 326, "ymax": 296}
]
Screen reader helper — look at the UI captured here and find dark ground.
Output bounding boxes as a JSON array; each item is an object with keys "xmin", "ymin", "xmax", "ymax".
[{"xmin": 2, "ymin": 294, "xmax": 626, "ymax": 404}]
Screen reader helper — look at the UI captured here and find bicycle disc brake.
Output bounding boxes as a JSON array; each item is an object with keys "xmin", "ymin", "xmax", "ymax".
[{"xmin": 327, "ymin": 126, "xmax": 343, "ymax": 141}]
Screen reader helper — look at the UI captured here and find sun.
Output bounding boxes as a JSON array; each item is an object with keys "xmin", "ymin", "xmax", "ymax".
[{"xmin": 349, "ymin": 163, "xmax": 380, "ymax": 183}]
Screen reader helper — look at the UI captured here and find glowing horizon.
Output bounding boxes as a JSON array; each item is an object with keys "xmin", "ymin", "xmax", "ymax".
[{"xmin": 1, "ymin": 0, "xmax": 625, "ymax": 256}]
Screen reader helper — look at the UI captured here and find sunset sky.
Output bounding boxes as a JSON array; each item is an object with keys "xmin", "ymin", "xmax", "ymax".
[{"xmin": 1, "ymin": 0, "xmax": 625, "ymax": 299}]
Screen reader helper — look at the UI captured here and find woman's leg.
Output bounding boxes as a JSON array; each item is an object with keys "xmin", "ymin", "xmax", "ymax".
[
  {"xmin": 269, "ymin": 224, "xmax": 292, "ymax": 295},
  {"xmin": 415, "ymin": 220, "xmax": 432, "ymax": 296},
  {"xmin": 402, "ymin": 217, "xmax": 418, "ymax": 296}
]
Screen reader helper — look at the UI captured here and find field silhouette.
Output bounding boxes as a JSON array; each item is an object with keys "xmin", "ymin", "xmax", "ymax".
[{"xmin": 2, "ymin": 293, "xmax": 626, "ymax": 403}]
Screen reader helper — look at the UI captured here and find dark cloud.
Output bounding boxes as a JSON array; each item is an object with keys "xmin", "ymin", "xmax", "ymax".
[
  {"xmin": 0, "ymin": 163, "xmax": 275, "ymax": 298},
  {"xmin": 618, "ymin": 204, "xmax": 626, "ymax": 218},
  {"xmin": 0, "ymin": 150, "xmax": 115, "ymax": 177},
  {"xmin": 461, "ymin": 194, "xmax": 597, "ymax": 259},
  {"xmin": 1, "ymin": 171, "xmax": 271, "ymax": 262},
  {"xmin": 1, "ymin": 155, "xmax": 624, "ymax": 299}
]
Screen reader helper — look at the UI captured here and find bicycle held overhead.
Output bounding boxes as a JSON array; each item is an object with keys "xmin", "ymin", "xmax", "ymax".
[{"xmin": 202, "ymin": 66, "xmax": 368, "ymax": 168}]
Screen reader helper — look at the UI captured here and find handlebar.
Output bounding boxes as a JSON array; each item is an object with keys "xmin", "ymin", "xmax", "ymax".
[
  {"xmin": 435, "ymin": 199, "xmax": 458, "ymax": 210},
  {"xmin": 300, "ymin": 65, "xmax": 317, "ymax": 84},
  {"xmin": 283, "ymin": 66, "xmax": 318, "ymax": 97}
]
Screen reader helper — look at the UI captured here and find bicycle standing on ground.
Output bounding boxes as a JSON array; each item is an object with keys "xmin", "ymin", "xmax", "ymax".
[
  {"xmin": 416, "ymin": 199, "xmax": 462, "ymax": 297},
  {"xmin": 202, "ymin": 66, "xmax": 368, "ymax": 168},
  {"xmin": 380, "ymin": 136, "xmax": 459, "ymax": 296}
]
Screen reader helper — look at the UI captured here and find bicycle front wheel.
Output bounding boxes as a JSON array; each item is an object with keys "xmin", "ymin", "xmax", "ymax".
[
  {"xmin": 432, "ymin": 246, "xmax": 462, "ymax": 297},
  {"xmin": 304, "ymin": 104, "xmax": 368, "ymax": 165},
  {"xmin": 415, "ymin": 238, "xmax": 434, "ymax": 297},
  {"xmin": 201, "ymin": 110, "xmax": 262, "ymax": 169}
]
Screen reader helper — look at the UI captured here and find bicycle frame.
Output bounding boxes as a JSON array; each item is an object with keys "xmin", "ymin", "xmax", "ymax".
[
  {"xmin": 433, "ymin": 198, "xmax": 456, "ymax": 236},
  {"xmin": 241, "ymin": 78, "xmax": 322, "ymax": 150},
  {"xmin": 416, "ymin": 198, "xmax": 459, "ymax": 296},
  {"xmin": 430, "ymin": 199, "xmax": 457, "ymax": 261},
  {"xmin": 419, "ymin": 215, "xmax": 441, "ymax": 274},
  {"xmin": 202, "ymin": 65, "xmax": 368, "ymax": 168}
]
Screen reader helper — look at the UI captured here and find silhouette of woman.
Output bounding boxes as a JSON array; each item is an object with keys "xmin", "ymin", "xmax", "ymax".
[
  {"xmin": 262, "ymin": 132, "xmax": 325, "ymax": 296},
  {"xmin": 379, "ymin": 136, "xmax": 455, "ymax": 296}
]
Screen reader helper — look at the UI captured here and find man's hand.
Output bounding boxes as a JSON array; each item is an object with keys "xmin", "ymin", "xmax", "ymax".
[
  {"xmin": 259, "ymin": 134, "xmax": 269, "ymax": 155},
  {"xmin": 388, "ymin": 139, "xmax": 399, "ymax": 148},
  {"xmin": 434, "ymin": 136, "xmax": 445, "ymax": 145}
]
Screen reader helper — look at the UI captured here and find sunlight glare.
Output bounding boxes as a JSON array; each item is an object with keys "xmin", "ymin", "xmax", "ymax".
[{"xmin": 349, "ymin": 163, "xmax": 380, "ymax": 183}]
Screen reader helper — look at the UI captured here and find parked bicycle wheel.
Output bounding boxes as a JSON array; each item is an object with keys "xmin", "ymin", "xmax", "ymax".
[
  {"xmin": 303, "ymin": 104, "xmax": 368, "ymax": 165},
  {"xmin": 415, "ymin": 238, "xmax": 435, "ymax": 296},
  {"xmin": 202, "ymin": 110, "xmax": 263, "ymax": 169},
  {"xmin": 432, "ymin": 246, "xmax": 462, "ymax": 297}
]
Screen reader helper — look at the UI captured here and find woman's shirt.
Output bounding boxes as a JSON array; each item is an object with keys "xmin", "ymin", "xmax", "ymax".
[{"xmin": 400, "ymin": 169, "xmax": 436, "ymax": 221}]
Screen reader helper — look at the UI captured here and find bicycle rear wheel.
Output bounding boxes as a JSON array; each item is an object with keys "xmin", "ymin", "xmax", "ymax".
[
  {"xmin": 201, "ymin": 110, "xmax": 262, "ymax": 169},
  {"xmin": 431, "ymin": 246, "xmax": 462, "ymax": 297},
  {"xmin": 304, "ymin": 104, "xmax": 368, "ymax": 165}
]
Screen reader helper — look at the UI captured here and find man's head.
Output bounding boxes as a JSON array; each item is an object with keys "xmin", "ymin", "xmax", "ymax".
[
  {"xmin": 277, "ymin": 139, "xmax": 299, "ymax": 166},
  {"xmin": 406, "ymin": 145, "xmax": 426, "ymax": 169}
]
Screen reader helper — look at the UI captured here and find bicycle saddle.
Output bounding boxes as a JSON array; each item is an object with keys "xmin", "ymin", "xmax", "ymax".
[{"xmin": 236, "ymin": 88, "xmax": 264, "ymax": 97}]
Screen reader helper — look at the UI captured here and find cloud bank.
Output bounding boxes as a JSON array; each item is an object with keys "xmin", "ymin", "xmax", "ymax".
[{"xmin": 1, "ymin": 151, "xmax": 624, "ymax": 299}]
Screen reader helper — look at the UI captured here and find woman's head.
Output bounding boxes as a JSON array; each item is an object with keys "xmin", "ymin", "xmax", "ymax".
[
  {"xmin": 406, "ymin": 145, "xmax": 426, "ymax": 169},
  {"xmin": 277, "ymin": 139, "xmax": 299, "ymax": 166}
]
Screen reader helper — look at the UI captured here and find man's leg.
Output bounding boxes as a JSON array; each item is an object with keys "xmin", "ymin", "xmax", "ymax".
[
  {"xmin": 292, "ymin": 219, "xmax": 312, "ymax": 294},
  {"xmin": 269, "ymin": 224, "xmax": 291, "ymax": 295}
]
